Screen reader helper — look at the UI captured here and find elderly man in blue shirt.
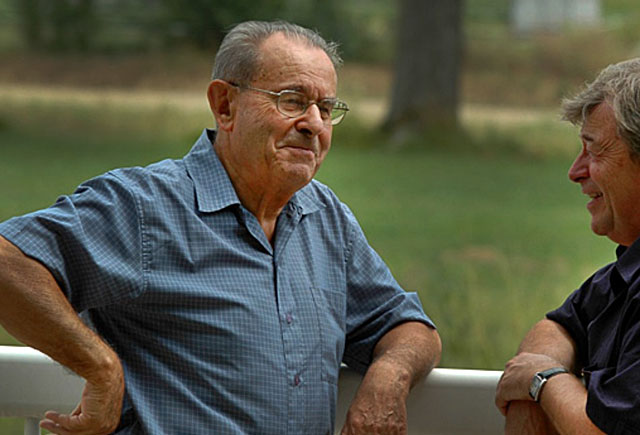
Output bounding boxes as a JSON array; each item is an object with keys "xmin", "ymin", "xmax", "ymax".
[
  {"xmin": 0, "ymin": 20, "xmax": 441, "ymax": 434},
  {"xmin": 496, "ymin": 58, "xmax": 640, "ymax": 434}
]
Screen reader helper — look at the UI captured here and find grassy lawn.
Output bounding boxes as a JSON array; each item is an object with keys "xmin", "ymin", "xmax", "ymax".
[
  {"xmin": 317, "ymin": 139, "xmax": 613, "ymax": 369},
  {"xmin": 0, "ymin": 94, "xmax": 614, "ymax": 371}
]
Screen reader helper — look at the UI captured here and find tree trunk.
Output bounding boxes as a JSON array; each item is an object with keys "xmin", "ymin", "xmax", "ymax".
[
  {"xmin": 15, "ymin": 0, "xmax": 44, "ymax": 50},
  {"xmin": 384, "ymin": 0, "xmax": 463, "ymax": 140}
]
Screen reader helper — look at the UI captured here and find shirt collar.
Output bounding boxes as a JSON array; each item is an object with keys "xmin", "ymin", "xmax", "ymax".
[
  {"xmin": 184, "ymin": 129, "xmax": 325, "ymax": 216},
  {"xmin": 615, "ymin": 238, "xmax": 640, "ymax": 283},
  {"xmin": 184, "ymin": 129, "xmax": 241, "ymax": 213},
  {"xmin": 288, "ymin": 183, "xmax": 324, "ymax": 216}
]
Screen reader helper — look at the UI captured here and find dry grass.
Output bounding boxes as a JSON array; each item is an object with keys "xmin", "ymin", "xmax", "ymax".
[
  {"xmin": 0, "ymin": 50, "xmax": 213, "ymax": 91},
  {"xmin": 0, "ymin": 20, "xmax": 637, "ymax": 117}
]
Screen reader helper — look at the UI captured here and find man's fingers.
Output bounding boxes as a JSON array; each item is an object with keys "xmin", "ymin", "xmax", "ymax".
[
  {"xmin": 40, "ymin": 414, "xmax": 76, "ymax": 435},
  {"xmin": 495, "ymin": 383, "xmax": 507, "ymax": 415},
  {"xmin": 496, "ymin": 399, "xmax": 509, "ymax": 416},
  {"xmin": 70, "ymin": 403, "xmax": 83, "ymax": 416},
  {"xmin": 40, "ymin": 409, "xmax": 98, "ymax": 435}
]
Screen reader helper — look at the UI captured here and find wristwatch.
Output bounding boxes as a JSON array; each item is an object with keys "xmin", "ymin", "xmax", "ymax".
[{"xmin": 529, "ymin": 367, "xmax": 569, "ymax": 402}]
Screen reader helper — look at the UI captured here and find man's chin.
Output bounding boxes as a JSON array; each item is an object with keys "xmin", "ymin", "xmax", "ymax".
[
  {"xmin": 590, "ymin": 220, "xmax": 610, "ymax": 238},
  {"xmin": 278, "ymin": 162, "xmax": 317, "ymax": 187}
]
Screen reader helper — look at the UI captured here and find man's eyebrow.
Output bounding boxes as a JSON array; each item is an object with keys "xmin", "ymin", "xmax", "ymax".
[
  {"xmin": 580, "ymin": 131, "xmax": 595, "ymax": 142},
  {"xmin": 280, "ymin": 84, "xmax": 337, "ymax": 98},
  {"xmin": 277, "ymin": 84, "xmax": 305, "ymax": 92}
]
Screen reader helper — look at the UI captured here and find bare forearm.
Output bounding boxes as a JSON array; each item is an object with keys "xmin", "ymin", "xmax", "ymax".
[
  {"xmin": 517, "ymin": 319, "xmax": 579, "ymax": 372},
  {"xmin": 498, "ymin": 318, "xmax": 602, "ymax": 434},
  {"xmin": 1, "ymin": 236, "xmax": 124, "ymax": 433},
  {"xmin": 539, "ymin": 374, "xmax": 603, "ymax": 435},
  {"xmin": 0, "ymin": 236, "xmax": 121, "ymax": 382},
  {"xmin": 371, "ymin": 321, "xmax": 441, "ymax": 389},
  {"xmin": 505, "ymin": 401, "xmax": 559, "ymax": 435},
  {"xmin": 497, "ymin": 319, "xmax": 578, "ymax": 415},
  {"xmin": 341, "ymin": 321, "xmax": 441, "ymax": 434}
]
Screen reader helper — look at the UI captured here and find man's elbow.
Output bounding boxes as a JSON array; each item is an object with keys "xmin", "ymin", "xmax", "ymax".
[{"xmin": 428, "ymin": 326, "xmax": 442, "ymax": 369}]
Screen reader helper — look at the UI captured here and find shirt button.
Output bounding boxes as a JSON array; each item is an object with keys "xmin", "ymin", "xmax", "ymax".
[
  {"xmin": 286, "ymin": 313, "xmax": 293, "ymax": 324},
  {"xmin": 294, "ymin": 374, "xmax": 301, "ymax": 386}
]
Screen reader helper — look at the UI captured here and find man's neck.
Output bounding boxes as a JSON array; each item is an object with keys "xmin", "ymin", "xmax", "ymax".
[{"xmin": 212, "ymin": 139, "xmax": 298, "ymax": 243}]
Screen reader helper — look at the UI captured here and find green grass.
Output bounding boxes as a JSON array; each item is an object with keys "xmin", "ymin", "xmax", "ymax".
[
  {"xmin": 317, "ymin": 142, "xmax": 612, "ymax": 369},
  {"xmin": 0, "ymin": 96, "xmax": 614, "ymax": 371},
  {"xmin": 0, "ymin": 418, "xmax": 25, "ymax": 434}
]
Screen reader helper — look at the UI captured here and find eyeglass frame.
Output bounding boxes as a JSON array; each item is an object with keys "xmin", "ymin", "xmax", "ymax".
[{"xmin": 227, "ymin": 82, "xmax": 349, "ymax": 126}]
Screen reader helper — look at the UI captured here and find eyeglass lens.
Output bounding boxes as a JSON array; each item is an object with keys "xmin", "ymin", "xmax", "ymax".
[{"xmin": 277, "ymin": 91, "xmax": 347, "ymax": 125}]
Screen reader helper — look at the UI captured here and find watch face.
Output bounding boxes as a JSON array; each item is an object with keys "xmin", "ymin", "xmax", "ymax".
[
  {"xmin": 529, "ymin": 374, "xmax": 543, "ymax": 400},
  {"xmin": 529, "ymin": 368, "xmax": 569, "ymax": 402}
]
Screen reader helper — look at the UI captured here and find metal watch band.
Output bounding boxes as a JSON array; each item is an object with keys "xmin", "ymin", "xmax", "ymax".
[{"xmin": 529, "ymin": 367, "xmax": 569, "ymax": 402}]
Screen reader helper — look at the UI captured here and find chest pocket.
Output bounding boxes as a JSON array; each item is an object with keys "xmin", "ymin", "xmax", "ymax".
[{"xmin": 310, "ymin": 287, "xmax": 346, "ymax": 384}]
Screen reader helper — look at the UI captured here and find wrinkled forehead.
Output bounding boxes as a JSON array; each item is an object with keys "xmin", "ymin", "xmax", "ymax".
[
  {"xmin": 252, "ymin": 33, "xmax": 337, "ymax": 90},
  {"xmin": 584, "ymin": 101, "xmax": 616, "ymax": 126}
]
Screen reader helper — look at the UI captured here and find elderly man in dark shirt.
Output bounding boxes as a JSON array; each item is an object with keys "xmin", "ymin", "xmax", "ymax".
[{"xmin": 496, "ymin": 57, "xmax": 640, "ymax": 434}]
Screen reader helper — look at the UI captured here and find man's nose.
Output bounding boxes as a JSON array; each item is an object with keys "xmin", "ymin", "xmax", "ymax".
[
  {"xmin": 568, "ymin": 150, "xmax": 589, "ymax": 183},
  {"xmin": 295, "ymin": 104, "xmax": 326, "ymax": 137}
]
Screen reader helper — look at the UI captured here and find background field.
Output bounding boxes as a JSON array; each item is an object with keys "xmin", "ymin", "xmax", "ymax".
[
  {"xmin": 0, "ymin": 85, "xmax": 614, "ymax": 368},
  {"xmin": 2, "ymin": 0, "xmax": 640, "ymax": 432}
]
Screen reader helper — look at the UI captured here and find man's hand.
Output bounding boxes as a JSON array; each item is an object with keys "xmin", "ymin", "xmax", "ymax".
[
  {"xmin": 341, "ymin": 360, "xmax": 409, "ymax": 435},
  {"xmin": 495, "ymin": 352, "xmax": 564, "ymax": 416},
  {"xmin": 40, "ymin": 363, "xmax": 125, "ymax": 435},
  {"xmin": 341, "ymin": 322, "xmax": 441, "ymax": 435}
]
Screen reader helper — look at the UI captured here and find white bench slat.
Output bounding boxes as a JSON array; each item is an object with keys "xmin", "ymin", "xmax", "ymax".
[{"xmin": 1, "ymin": 346, "xmax": 504, "ymax": 434}]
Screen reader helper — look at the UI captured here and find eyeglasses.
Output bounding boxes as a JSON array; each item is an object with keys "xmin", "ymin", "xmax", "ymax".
[{"xmin": 230, "ymin": 83, "xmax": 349, "ymax": 126}]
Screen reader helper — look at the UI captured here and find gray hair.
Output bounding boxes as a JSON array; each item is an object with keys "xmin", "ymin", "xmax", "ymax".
[
  {"xmin": 212, "ymin": 20, "xmax": 342, "ymax": 85},
  {"xmin": 561, "ymin": 57, "xmax": 640, "ymax": 157}
]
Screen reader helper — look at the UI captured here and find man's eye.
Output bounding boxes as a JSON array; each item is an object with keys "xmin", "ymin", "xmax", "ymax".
[
  {"xmin": 280, "ymin": 94, "xmax": 306, "ymax": 109},
  {"xmin": 317, "ymin": 105, "xmax": 332, "ymax": 117},
  {"xmin": 586, "ymin": 144, "xmax": 601, "ymax": 156},
  {"xmin": 317, "ymin": 102, "xmax": 335, "ymax": 117}
]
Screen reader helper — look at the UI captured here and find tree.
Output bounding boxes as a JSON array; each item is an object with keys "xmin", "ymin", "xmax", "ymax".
[
  {"xmin": 383, "ymin": 0, "xmax": 463, "ymax": 143},
  {"xmin": 15, "ymin": 0, "xmax": 43, "ymax": 50},
  {"xmin": 159, "ymin": 0, "xmax": 286, "ymax": 49},
  {"xmin": 14, "ymin": 0, "xmax": 98, "ymax": 52}
]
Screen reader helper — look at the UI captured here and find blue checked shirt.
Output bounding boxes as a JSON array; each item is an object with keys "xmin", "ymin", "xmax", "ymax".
[{"xmin": 0, "ymin": 129, "xmax": 434, "ymax": 434}]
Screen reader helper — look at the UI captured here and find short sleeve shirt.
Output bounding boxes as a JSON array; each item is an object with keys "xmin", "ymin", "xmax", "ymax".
[
  {"xmin": 547, "ymin": 240, "xmax": 640, "ymax": 434},
  {"xmin": 0, "ymin": 129, "xmax": 434, "ymax": 435}
]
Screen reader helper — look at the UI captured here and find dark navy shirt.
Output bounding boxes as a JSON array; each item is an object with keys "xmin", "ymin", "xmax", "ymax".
[
  {"xmin": 0, "ymin": 129, "xmax": 433, "ymax": 434},
  {"xmin": 547, "ymin": 239, "xmax": 640, "ymax": 434}
]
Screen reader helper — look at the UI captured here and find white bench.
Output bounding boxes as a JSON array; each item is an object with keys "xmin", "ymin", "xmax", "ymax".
[{"xmin": 0, "ymin": 345, "xmax": 504, "ymax": 434}]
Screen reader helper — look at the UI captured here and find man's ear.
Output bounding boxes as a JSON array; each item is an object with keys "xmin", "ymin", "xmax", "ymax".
[{"xmin": 207, "ymin": 80, "xmax": 237, "ymax": 131}]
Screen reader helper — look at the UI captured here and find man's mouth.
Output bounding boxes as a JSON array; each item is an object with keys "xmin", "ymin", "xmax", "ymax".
[
  {"xmin": 586, "ymin": 192, "xmax": 603, "ymax": 210},
  {"xmin": 281, "ymin": 144, "xmax": 316, "ymax": 156}
]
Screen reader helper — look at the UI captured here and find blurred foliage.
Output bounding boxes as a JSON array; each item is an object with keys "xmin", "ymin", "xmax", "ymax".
[
  {"xmin": 0, "ymin": 0, "xmax": 639, "ymax": 108},
  {"xmin": 13, "ymin": 0, "xmax": 99, "ymax": 52},
  {"xmin": 157, "ymin": 0, "xmax": 286, "ymax": 49},
  {"xmin": 2, "ymin": 0, "xmax": 397, "ymax": 61},
  {"xmin": 464, "ymin": 0, "xmax": 511, "ymax": 23},
  {"xmin": 1, "ymin": 0, "xmax": 639, "ymax": 64}
]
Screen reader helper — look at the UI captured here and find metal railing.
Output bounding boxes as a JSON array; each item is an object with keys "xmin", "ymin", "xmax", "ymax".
[{"xmin": 0, "ymin": 345, "xmax": 504, "ymax": 434}]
